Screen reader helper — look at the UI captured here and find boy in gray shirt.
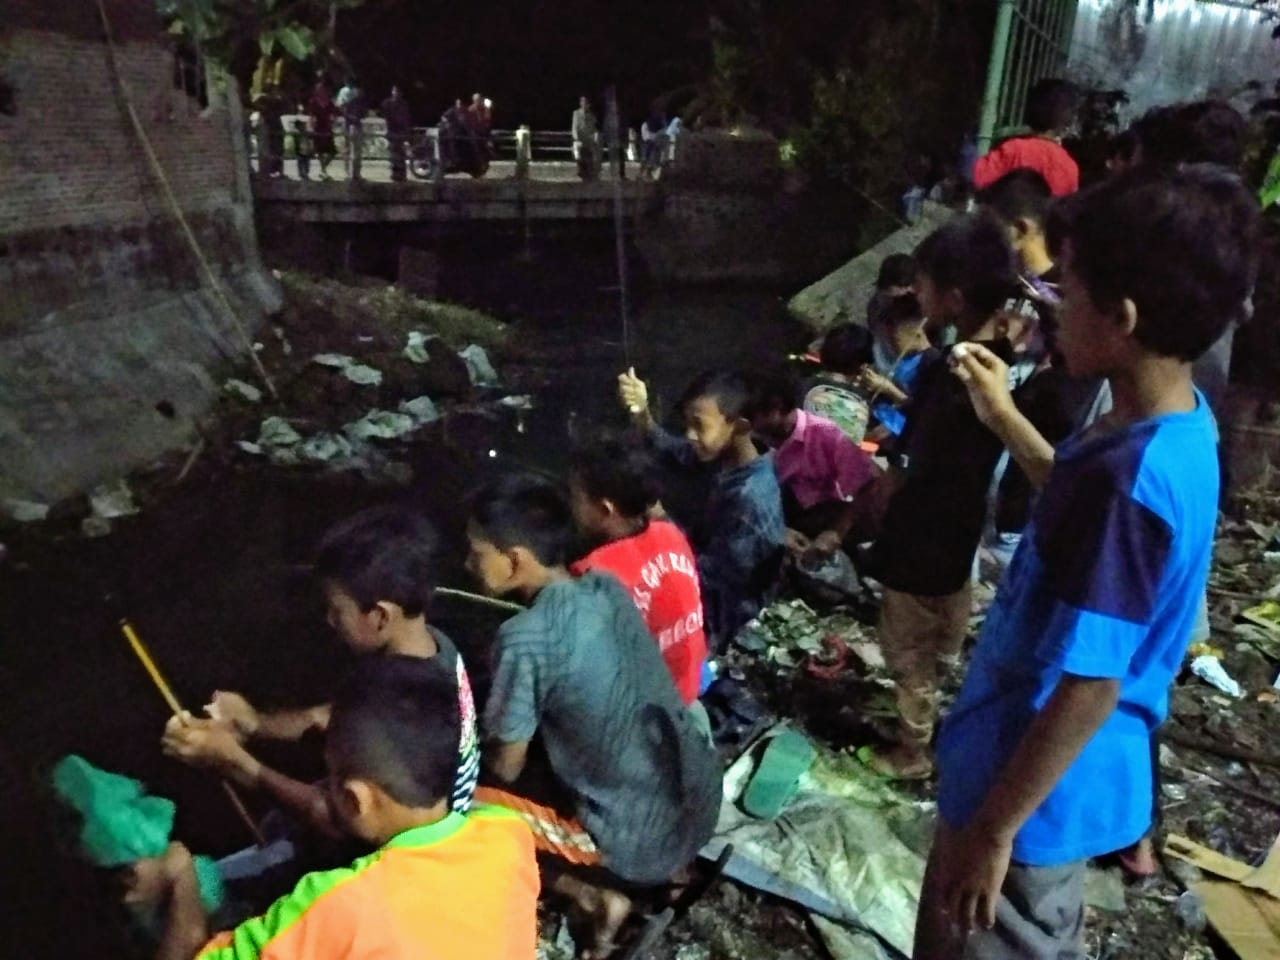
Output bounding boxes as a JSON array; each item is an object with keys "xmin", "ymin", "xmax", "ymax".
[{"xmin": 467, "ymin": 473, "xmax": 721, "ymax": 958}]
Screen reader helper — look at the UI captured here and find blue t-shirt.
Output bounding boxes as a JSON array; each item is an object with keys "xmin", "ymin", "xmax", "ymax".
[
  {"xmin": 872, "ymin": 350, "xmax": 928, "ymax": 437},
  {"xmin": 650, "ymin": 429, "xmax": 785, "ymax": 646},
  {"xmin": 936, "ymin": 391, "xmax": 1219, "ymax": 866}
]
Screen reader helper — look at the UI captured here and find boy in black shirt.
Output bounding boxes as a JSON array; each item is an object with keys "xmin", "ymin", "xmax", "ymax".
[
  {"xmin": 978, "ymin": 170, "xmax": 1109, "ymax": 574},
  {"xmin": 860, "ymin": 215, "xmax": 1020, "ymax": 780}
]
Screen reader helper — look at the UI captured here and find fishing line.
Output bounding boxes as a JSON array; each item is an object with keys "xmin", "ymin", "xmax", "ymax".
[{"xmin": 606, "ymin": 86, "xmax": 633, "ymax": 368}]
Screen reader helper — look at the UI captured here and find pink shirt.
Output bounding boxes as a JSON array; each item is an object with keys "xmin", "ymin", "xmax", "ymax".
[{"xmin": 773, "ymin": 409, "xmax": 877, "ymax": 510}]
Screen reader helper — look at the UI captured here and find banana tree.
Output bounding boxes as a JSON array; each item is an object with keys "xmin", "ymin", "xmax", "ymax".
[{"xmin": 156, "ymin": 0, "xmax": 367, "ymax": 93}]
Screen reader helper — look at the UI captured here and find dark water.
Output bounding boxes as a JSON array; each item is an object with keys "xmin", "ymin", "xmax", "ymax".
[{"xmin": 0, "ymin": 249, "xmax": 808, "ymax": 957}]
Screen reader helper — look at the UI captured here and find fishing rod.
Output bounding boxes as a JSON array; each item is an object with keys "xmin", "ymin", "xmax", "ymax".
[
  {"xmin": 120, "ymin": 618, "xmax": 265, "ymax": 845},
  {"xmin": 606, "ymin": 85, "xmax": 632, "ymax": 369}
]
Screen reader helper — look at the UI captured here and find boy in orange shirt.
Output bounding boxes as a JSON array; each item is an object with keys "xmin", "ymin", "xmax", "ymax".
[{"xmin": 130, "ymin": 656, "xmax": 538, "ymax": 960}]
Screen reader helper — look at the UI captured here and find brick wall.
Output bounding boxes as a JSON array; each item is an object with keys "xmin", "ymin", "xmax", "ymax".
[
  {"xmin": 0, "ymin": 4, "xmax": 279, "ymax": 504},
  {"xmin": 0, "ymin": 31, "xmax": 238, "ymax": 233}
]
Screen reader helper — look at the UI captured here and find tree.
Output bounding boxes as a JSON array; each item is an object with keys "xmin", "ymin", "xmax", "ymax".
[
  {"xmin": 156, "ymin": 0, "xmax": 369, "ymax": 92},
  {"xmin": 690, "ymin": 0, "xmax": 994, "ymax": 201}
]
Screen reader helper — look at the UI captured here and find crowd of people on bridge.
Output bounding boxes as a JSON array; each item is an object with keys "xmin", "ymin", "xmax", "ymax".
[
  {"xmin": 253, "ymin": 76, "xmax": 494, "ymax": 183},
  {"xmin": 254, "ymin": 81, "xmax": 681, "ymax": 185},
  {"xmin": 572, "ymin": 95, "xmax": 682, "ymax": 181}
]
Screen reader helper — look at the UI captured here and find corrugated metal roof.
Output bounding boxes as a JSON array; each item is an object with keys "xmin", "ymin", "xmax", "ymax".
[{"xmin": 1067, "ymin": 0, "xmax": 1280, "ymax": 119}]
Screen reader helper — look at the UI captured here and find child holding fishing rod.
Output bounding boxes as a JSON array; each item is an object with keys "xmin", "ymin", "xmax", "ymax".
[{"xmin": 161, "ymin": 506, "xmax": 481, "ymax": 843}]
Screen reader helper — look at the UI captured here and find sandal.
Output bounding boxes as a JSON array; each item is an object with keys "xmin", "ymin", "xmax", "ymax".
[
  {"xmin": 740, "ymin": 729, "xmax": 815, "ymax": 819},
  {"xmin": 854, "ymin": 744, "xmax": 933, "ymax": 781}
]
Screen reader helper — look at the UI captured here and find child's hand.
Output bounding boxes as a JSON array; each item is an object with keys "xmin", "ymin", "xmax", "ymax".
[
  {"xmin": 938, "ymin": 821, "xmax": 1014, "ymax": 935},
  {"xmin": 120, "ymin": 843, "xmax": 194, "ymax": 907},
  {"xmin": 808, "ymin": 530, "xmax": 844, "ymax": 558},
  {"xmin": 855, "ymin": 368, "xmax": 894, "ymax": 397},
  {"xmin": 950, "ymin": 343, "xmax": 1015, "ymax": 429},
  {"xmin": 617, "ymin": 367, "xmax": 649, "ymax": 416},
  {"xmin": 162, "ymin": 713, "xmax": 250, "ymax": 778},
  {"xmin": 784, "ymin": 529, "xmax": 811, "ymax": 557},
  {"xmin": 206, "ymin": 691, "xmax": 259, "ymax": 741}
]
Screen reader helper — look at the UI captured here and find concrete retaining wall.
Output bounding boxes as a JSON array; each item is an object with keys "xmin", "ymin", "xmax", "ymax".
[
  {"xmin": 787, "ymin": 201, "xmax": 951, "ymax": 335},
  {"xmin": 0, "ymin": 3, "xmax": 279, "ymax": 505}
]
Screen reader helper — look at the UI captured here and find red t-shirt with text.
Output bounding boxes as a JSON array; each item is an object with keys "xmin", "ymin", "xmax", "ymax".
[{"xmin": 570, "ymin": 521, "xmax": 707, "ymax": 704}]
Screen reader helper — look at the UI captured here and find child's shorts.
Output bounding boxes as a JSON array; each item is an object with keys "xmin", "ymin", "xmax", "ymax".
[
  {"xmin": 962, "ymin": 859, "xmax": 1085, "ymax": 959},
  {"xmin": 474, "ymin": 786, "xmax": 601, "ymax": 870}
]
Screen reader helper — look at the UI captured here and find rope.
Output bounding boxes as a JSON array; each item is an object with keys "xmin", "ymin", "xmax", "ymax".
[{"xmin": 95, "ymin": 0, "xmax": 279, "ymax": 401}]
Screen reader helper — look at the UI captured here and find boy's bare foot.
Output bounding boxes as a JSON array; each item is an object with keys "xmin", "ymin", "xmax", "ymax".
[
  {"xmin": 554, "ymin": 874, "xmax": 632, "ymax": 958},
  {"xmin": 1118, "ymin": 836, "xmax": 1158, "ymax": 878}
]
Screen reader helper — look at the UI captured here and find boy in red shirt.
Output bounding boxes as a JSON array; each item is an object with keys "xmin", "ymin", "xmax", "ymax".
[
  {"xmin": 974, "ymin": 78, "xmax": 1079, "ymax": 196},
  {"xmin": 568, "ymin": 430, "xmax": 707, "ymax": 704}
]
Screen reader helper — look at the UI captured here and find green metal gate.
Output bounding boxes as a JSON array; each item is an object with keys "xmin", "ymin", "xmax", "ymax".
[{"xmin": 978, "ymin": 0, "xmax": 1080, "ymax": 152}]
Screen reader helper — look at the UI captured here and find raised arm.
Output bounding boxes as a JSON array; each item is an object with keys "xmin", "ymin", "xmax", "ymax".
[{"xmin": 951, "ymin": 343, "xmax": 1056, "ymax": 490}]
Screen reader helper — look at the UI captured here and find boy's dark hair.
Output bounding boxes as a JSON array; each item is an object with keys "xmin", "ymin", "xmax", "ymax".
[
  {"xmin": 976, "ymin": 169, "xmax": 1052, "ymax": 227},
  {"xmin": 879, "ymin": 292, "xmax": 925, "ymax": 328},
  {"xmin": 914, "ymin": 214, "xmax": 1019, "ymax": 318},
  {"xmin": 875, "ymin": 253, "xmax": 918, "ymax": 291},
  {"xmin": 316, "ymin": 505, "xmax": 440, "ymax": 617},
  {"xmin": 751, "ymin": 368, "xmax": 800, "ymax": 416},
  {"xmin": 820, "ymin": 323, "xmax": 874, "ymax": 375},
  {"xmin": 1047, "ymin": 164, "xmax": 1260, "ymax": 362},
  {"xmin": 469, "ymin": 472, "xmax": 573, "ymax": 567},
  {"xmin": 327, "ymin": 656, "xmax": 460, "ymax": 808},
  {"xmin": 568, "ymin": 430, "xmax": 662, "ymax": 519},
  {"xmin": 680, "ymin": 369, "xmax": 757, "ymax": 422},
  {"xmin": 1138, "ymin": 99, "xmax": 1246, "ymax": 171},
  {"xmin": 1024, "ymin": 78, "xmax": 1077, "ymax": 134}
]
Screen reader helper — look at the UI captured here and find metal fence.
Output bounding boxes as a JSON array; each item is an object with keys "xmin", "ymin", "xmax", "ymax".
[{"xmin": 978, "ymin": 0, "xmax": 1080, "ymax": 151}]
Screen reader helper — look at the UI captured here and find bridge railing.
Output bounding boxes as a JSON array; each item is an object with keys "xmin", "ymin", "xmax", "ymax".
[{"xmin": 249, "ymin": 116, "xmax": 659, "ymax": 169}]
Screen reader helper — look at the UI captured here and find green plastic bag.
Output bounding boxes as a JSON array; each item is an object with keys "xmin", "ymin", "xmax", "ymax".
[{"xmin": 50, "ymin": 755, "xmax": 225, "ymax": 913}]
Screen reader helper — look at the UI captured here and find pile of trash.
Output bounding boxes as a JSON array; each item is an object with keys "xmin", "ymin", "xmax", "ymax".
[{"xmin": 0, "ymin": 273, "xmax": 528, "ymax": 531}]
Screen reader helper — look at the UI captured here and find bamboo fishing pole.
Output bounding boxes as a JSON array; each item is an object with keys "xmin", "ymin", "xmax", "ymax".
[{"xmin": 120, "ymin": 619, "xmax": 266, "ymax": 846}]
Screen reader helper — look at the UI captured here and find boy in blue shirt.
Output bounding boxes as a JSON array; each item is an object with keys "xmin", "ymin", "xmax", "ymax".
[
  {"xmin": 619, "ymin": 368, "xmax": 785, "ymax": 651},
  {"xmin": 916, "ymin": 166, "xmax": 1260, "ymax": 958}
]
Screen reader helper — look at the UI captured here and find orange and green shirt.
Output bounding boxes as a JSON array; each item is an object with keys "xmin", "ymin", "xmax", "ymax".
[{"xmin": 197, "ymin": 805, "xmax": 539, "ymax": 960}]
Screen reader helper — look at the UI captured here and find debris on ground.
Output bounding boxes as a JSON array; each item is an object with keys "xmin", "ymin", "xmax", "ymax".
[
  {"xmin": 3, "ymin": 498, "xmax": 50, "ymax": 523},
  {"xmin": 1190, "ymin": 653, "xmax": 1244, "ymax": 698},
  {"xmin": 223, "ymin": 379, "xmax": 263, "ymax": 403},
  {"xmin": 459, "ymin": 343, "xmax": 500, "ymax": 386},
  {"xmin": 88, "ymin": 479, "xmax": 139, "ymax": 520},
  {"xmin": 311, "ymin": 353, "xmax": 384, "ymax": 386},
  {"xmin": 706, "ymin": 727, "xmax": 932, "ymax": 958},
  {"xmin": 403, "ymin": 330, "xmax": 436, "ymax": 364}
]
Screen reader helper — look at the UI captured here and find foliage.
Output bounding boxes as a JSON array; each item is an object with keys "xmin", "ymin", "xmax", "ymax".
[
  {"xmin": 155, "ymin": 0, "xmax": 367, "ymax": 88},
  {"xmin": 691, "ymin": 0, "xmax": 994, "ymax": 202}
]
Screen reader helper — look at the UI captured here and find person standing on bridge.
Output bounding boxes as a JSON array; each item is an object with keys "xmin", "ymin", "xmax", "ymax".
[
  {"xmin": 255, "ymin": 83, "xmax": 286, "ymax": 178},
  {"xmin": 572, "ymin": 96, "xmax": 599, "ymax": 182},
  {"xmin": 342, "ymin": 83, "xmax": 367, "ymax": 182},
  {"xmin": 383, "ymin": 85, "xmax": 413, "ymax": 182},
  {"xmin": 308, "ymin": 80, "xmax": 338, "ymax": 180}
]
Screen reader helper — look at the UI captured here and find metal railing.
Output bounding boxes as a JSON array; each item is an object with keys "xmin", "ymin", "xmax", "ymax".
[
  {"xmin": 978, "ymin": 0, "xmax": 1080, "ymax": 152},
  {"xmin": 249, "ymin": 117, "xmax": 653, "ymax": 168}
]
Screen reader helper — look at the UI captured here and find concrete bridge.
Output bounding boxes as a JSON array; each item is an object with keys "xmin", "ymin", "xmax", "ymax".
[{"xmin": 253, "ymin": 170, "xmax": 650, "ymax": 225}]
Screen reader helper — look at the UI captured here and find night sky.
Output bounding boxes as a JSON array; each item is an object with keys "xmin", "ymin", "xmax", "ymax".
[{"xmin": 332, "ymin": 0, "xmax": 712, "ymax": 129}]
